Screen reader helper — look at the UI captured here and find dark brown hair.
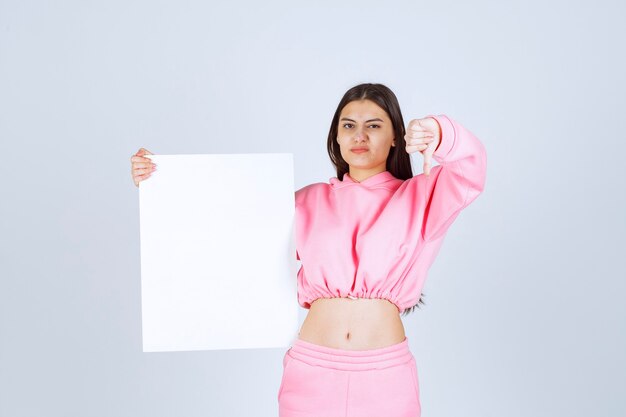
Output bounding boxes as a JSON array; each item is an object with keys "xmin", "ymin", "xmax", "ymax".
[{"xmin": 326, "ymin": 82, "xmax": 426, "ymax": 316}]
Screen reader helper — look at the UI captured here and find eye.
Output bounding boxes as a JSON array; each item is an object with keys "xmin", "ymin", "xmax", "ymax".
[
  {"xmin": 369, "ymin": 124, "xmax": 380, "ymax": 128},
  {"xmin": 342, "ymin": 123, "xmax": 353, "ymax": 128}
]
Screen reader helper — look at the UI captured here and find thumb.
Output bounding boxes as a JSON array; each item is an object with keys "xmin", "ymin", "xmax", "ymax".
[
  {"xmin": 136, "ymin": 148, "xmax": 154, "ymax": 156},
  {"xmin": 423, "ymin": 149, "xmax": 432, "ymax": 176}
]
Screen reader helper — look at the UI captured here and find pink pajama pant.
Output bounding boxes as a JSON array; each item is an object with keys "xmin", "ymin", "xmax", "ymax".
[{"xmin": 277, "ymin": 336, "xmax": 421, "ymax": 417}]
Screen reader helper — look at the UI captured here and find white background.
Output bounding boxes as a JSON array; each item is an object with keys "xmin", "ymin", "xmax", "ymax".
[{"xmin": 1, "ymin": 0, "xmax": 624, "ymax": 416}]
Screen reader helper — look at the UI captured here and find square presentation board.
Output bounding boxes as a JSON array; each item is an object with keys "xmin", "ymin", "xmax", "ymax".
[{"xmin": 138, "ymin": 153, "xmax": 299, "ymax": 352}]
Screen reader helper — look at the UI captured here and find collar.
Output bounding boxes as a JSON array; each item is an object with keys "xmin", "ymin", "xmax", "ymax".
[{"xmin": 329, "ymin": 170, "xmax": 399, "ymax": 189}]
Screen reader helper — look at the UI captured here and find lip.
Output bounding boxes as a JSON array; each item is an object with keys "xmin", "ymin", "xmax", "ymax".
[{"xmin": 351, "ymin": 147, "xmax": 369, "ymax": 153}]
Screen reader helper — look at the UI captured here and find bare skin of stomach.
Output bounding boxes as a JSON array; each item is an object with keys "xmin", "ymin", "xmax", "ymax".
[{"xmin": 297, "ymin": 297, "xmax": 406, "ymax": 350}]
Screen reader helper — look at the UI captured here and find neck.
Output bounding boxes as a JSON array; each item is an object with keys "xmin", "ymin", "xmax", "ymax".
[{"xmin": 348, "ymin": 166, "xmax": 386, "ymax": 183}]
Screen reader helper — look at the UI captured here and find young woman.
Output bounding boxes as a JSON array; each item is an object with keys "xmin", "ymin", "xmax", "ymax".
[{"xmin": 130, "ymin": 83, "xmax": 487, "ymax": 417}]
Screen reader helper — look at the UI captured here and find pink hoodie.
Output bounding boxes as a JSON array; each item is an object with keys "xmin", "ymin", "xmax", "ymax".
[{"xmin": 294, "ymin": 114, "xmax": 487, "ymax": 314}]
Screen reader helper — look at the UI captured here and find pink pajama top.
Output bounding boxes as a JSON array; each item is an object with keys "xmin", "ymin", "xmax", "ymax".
[{"xmin": 294, "ymin": 114, "xmax": 487, "ymax": 314}]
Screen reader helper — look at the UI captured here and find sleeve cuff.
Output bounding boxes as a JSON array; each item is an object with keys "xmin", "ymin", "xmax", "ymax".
[{"xmin": 425, "ymin": 114, "xmax": 455, "ymax": 162}]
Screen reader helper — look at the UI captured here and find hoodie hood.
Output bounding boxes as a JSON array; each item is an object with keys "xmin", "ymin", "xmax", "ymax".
[{"xmin": 329, "ymin": 170, "xmax": 400, "ymax": 190}]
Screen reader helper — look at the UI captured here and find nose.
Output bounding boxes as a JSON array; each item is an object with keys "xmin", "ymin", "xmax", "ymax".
[{"xmin": 353, "ymin": 127, "xmax": 368, "ymax": 142}]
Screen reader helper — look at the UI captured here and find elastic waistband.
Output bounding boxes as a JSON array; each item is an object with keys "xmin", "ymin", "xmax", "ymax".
[{"xmin": 287, "ymin": 337, "xmax": 413, "ymax": 371}]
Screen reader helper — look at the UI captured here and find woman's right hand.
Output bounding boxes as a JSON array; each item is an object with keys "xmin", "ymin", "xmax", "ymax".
[{"xmin": 130, "ymin": 148, "xmax": 156, "ymax": 187}]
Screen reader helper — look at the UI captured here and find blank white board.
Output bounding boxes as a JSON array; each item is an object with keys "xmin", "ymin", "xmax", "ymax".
[{"xmin": 138, "ymin": 153, "xmax": 299, "ymax": 352}]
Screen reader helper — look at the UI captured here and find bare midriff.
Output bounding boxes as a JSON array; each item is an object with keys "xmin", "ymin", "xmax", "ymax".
[{"xmin": 297, "ymin": 297, "xmax": 406, "ymax": 351}]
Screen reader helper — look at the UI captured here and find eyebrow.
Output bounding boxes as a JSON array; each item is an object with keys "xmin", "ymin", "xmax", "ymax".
[{"xmin": 340, "ymin": 117, "xmax": 384, "ymax": 123}]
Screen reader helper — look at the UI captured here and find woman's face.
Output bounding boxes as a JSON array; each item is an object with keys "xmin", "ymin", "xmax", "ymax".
[{"xmin": 337, "ymin": 99, "xmax": 395, "ymax": 180}]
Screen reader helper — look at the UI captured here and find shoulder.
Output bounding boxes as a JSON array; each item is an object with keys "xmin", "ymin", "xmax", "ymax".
[{"xmin": 295, "ymin": 182, "xmax": 329, "ymax": 206}]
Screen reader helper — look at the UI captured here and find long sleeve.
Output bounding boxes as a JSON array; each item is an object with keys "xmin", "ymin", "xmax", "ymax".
[{"xmin": 416, "ymin": 114, "xmax": 487, "ymax": 242}]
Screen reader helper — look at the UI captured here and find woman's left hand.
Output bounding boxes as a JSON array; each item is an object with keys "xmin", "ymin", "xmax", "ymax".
[{"xmin": 404, "ymin": 117, "xmax": 441, "ymax": 176}]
